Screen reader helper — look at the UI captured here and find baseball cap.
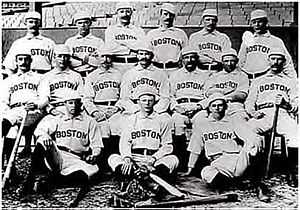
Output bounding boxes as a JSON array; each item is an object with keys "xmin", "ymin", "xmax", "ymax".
[
  {"xmin": 160, "ymin": 3, "xmax": 176, "ymax": 15},
  {"xmin": 64, "ymin": 91, "xmax": 82, "ymax": 102},
  {"xmin": 268, "ymin": 47, "xmax": 286, "ymax": 58},
  {"xmin": 135, "ymin": 41, "xmax": 154, "ymax": 53},
  {"xmin": 136, "ymin": 88, "xmax": 158, "ymax": 100},
  {"xmin": 74, "ymin": 11, "xmax": 91, "ymax": 22},
  {"xmin": 115, "ymin": 2, "xmax": 133, "ymax": 12},
  {"xmin": 54, "ymin": 44, "xmax": 71, "ymax": 55},
  {"xmin": 25, "ymin": 11, "xmax": 41, "ymax": 20},
  {"xmin": 221, "ymin": 48, "xmax": 238, "ymax": 58},
  {"xmin": 207, "ymin": 92, "xmax": 226, "ymax": 106},
  {"xmin": 181, "ymin": 46, "xmax": 198, "ymax": 57},
  {"xmin": 250, "ymin": 9, "xmax": 267, "ymax": 21},
  {"xmin": 202, "ymin": 9, "xmax": 218, "ymax": 19},
  {"xmin": 15, "ymin": 48, "xmax": 32, "ymax": 57}
]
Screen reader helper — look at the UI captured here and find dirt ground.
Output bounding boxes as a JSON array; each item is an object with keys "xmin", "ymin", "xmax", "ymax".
[{"xmin": 1, "ymin": 155, "xmax": 298, "ymax": 209}]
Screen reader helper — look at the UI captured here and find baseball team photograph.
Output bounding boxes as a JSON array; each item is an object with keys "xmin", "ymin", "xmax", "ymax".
[{"xmin": 1, "ymin": 1, "xmax": 298, "ymax": 208}]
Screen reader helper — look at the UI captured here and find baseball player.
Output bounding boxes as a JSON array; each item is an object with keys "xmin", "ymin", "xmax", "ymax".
[
  {"xmin": 105, "ymin": 2, "xmax": 145, "ymax": 76},
  {"xmin": 84, "ymin": 45, "xmax": 122, "ymax": 170},
  {"xmin": 189, "ymin": 9, "xmax": 232, "ymax": 73},
  {"xmin": 39, "ymin": 44, "xmax": 84, "ymax": 116},
  {"xmin": 147, "ymin": 3, "xmax": 188, "ymax": 77},
  {"xmin": 184, "ymin": 93, "xmax": 260, "ymax": 191},
  {"xmin": 245, "ymin": 48, "xmax": 298, "ymax": 190},
  {"xmin": 3, "ymin": 11, "xmax": 55, "ymax": 75},
  {"xmin": 1, "ymin": 48, "xmax": 45, "ymax": 159},
  {"xmin": 117, "ymin": 41, "xmax": 170, "ymax": 114},
  {"xmin": 169, "ymin": 46, "xmax": 210, "ymax": 170},
  {"xmin": 20, "ymin": 92, "xmax": 102, "ymax": 197},
  {"xmin": 108, "ymin": 89, "xmax": 178, "ymax": 185},
  {"xmin": 65, "ymin": 11, "xmax": 104, "ymax": 77},
  {"xmin": 203, "ymin": 48, "xmax": 249, "ymax": 123},
  {"xmin": 238, "ymin": 9, "xmax": 297, "ymax": 80}
]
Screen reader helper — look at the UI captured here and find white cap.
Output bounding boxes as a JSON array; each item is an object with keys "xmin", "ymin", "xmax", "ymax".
[
  {"xmin": 64, "ymin": 91, "xmax": 82, "ymax": 101},
  {"xmin": 202, "ymin": 9, "xmax": 218, "ymax": 19},
  {"xmin": 15, "ymin": 48, "xmax": 32, "ymax": 57},
  {"xmin": 74, "ymin": 11, "xmax": 91, "ymax": 22},
  {"xmin": 250, "ymin": 9, "xmax": 267, "ymax": 21},
  {"xmin": 160, "ymin": 3, "xmax": 176, "ymax": 15},
  {"xmin": 221, "ymin": 48, "xmax": 238, "ymax": 58},
  {"xmin": 136, "ymin": 88, "xmax": 158, "ymax": 100},
  {"xmin": 268, "ymin": 47, "xmax": 286, "ymax": 58},
  {"xmin": 115, "ymin": 2, "xmax": 133, "ymax": 12},
  {"xmin": 181, "ymin": 46, "xmax": 198, "ymax": 57},
  {"xmin": 25, "ymin": 11, "xmax": 41, "ymax": 20},
  {"xmin": 207, "ymin": 92, "xmax": 226, "ymax": 106},
  {"xmin": 135, "ymin": 41, "xmax": 154, "ymax": 53},
  {"xmin": 54, "ymin": 44, "xmax": 71, "ymax": 55}
]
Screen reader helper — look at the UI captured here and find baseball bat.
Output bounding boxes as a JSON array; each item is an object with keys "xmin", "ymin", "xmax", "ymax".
[
  {"xmin": 135, "ymin": 193, "xmax": 238, "ymax": 208},
  {"xmin": 2, "ymin": 111, "xmax": 27, "ymax": 189},
  {"xmin": 265, "ymin": 104, "xmax": 280, "ymax": 178}
]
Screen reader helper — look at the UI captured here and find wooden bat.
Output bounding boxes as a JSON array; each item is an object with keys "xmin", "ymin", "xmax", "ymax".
[
  {"xmin": 135, "ymin": 193, "xmax": 238, "ymax": 208},
  {"xmin": 2, "ymin": 111, "xmax": 27, "ymax": 189},
  {"xmin": 265, "ymin": 104, "xmax": 280, "ymax": 178}
]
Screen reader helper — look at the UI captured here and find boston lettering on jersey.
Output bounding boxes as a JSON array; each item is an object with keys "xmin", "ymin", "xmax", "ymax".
[
  {"xmin": 215, "ymin": 81, "xmax": 238, "ymax": 89},
  {"xmin": 93, "ymin": 81, "xmax": 120, "ymax": 92},
  {"xmin": 132, "ymin": 78, "xmax": 161, "ymax": 90},
  {"xmin": 131, "ymin": 129, "xmax": 161, "ymax": 140},
  {"xmin": 10, "ymin": 82, "xmax": 38, "ymax": 94},
  {"xmin": 246, "ymin": 44, "xmax": 270, "ymax": 54},
  {"xmin": 56, "ymin": 129, "xmax": 88, "ymax": 139},
  {"xmin": 259, "ymin": 83, "xmax": 290, "ymax": 94},
  {"xmin": 31, "ymin": 48, "xmax": 52, "ymax": 56},
  {"xmin": 177, "ymin": 81, "xmax": 204, "ymax": 90},
  {"xmin": 50, "ymin": 81, "xmax": 79, "ymax": 92},
  {"xmin": 72, "ymin": 46, "xmax": 97, "ymax": 53},
  {"xmin": 151, "ymin": 37, "xmax": 183, "ymax": 47},
  {"xmin": 203, "ymin": 131, "xmax": 233, "ymax": 141},
  {"xmin": 198, "ymin": 43, "xmax": 222, "ymax": 51},
  {"xmin": 115, "ymin": 34, "xmax": 137, "ymax": 40}
]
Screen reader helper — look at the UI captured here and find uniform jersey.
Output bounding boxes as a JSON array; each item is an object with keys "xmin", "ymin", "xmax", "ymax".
[
  {"xmin": 65, "ymin": 33, "xmax": 104, "ymax": 68},
  {"xmin": 187, "ymin": 116, "xmax": 242, "ymax": 158},
  {"xmin": 245, "ymin": 72, "xmax": 298, "ymax": 116},
  {"xmin": 119, "ymin": 64, "xmax": 170, "ymax": 113},
  {"xmin": 39, "ymin": 68, "xmax": 84, "ymax": 105},
  {"xmin": 119, "ymin": 111, "xmax": 173, "ymax": 160},
  {"xmin": 34, "ymin": 112, "xmax": 103, "ymax": 155},
  {"xmin": 189, "ymin": 29, "xmax": 232, "ymax": 62},
  {"xmin": 147, "ymin": 27, "xmax": 188, "ymax": 63},
  {"xmin": 238, "ymin": 31, "xmax": 296, "ymax": 78},
  {"xmin": 105, "ymin": 23, "xmax": 145, "ymax": 55},
  {"xmin": 84, "ymin": 66, "xmax": 122, "ymax": 115},
  {"xmin": 3, "ymin": 34, "xmax": 55, "ymax": 72}
]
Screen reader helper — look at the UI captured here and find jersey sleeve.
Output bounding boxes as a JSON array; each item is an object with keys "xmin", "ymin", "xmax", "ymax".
[
  {"xmin": 288, "ymin": 78, "xmax": 299, "ymax": 111},
  {"xmin": 187, "ymin": 122, "xmax": 204, "ymax": 155},
  {"xmin": 83, "ymin": 76, "xmax": 98, "ymax": 115},
  {"xmin": 154, "ymin": 72, "xmax": 171, "ymax": 113},
  {"xmin": 3, "ymin": 40, "xmax": 18, "ymax": 71},
  {"xmin": 34, "ymin": 115, "xmax": 58, "ymax": 141},
  {"xmin": 119, "ymin": 122, "xmax": 133, "ymax": 159},
  {"xmin": 245, "ymin": 80, "xmax": 259, "ymax": 116},
  {"xmin": 279, "ymin": 39, "xmax": 297, "ymax": 79},
  {"xmin": 88, "ymin": 117, "xmax": 103, "ymax": 156}
]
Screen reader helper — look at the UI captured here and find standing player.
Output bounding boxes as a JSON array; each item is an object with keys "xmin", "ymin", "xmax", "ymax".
[
  {"xmin": 65, "ymin": 11, "xmax": 104, "ymax": 77},
  {"xmin": 39, "ymin": 44, "xmax": 84, "ymax": 116},
  {"xmin": 246, "ymin": 48, "xmax": 298, "ymax": 191},
  {"xmin": 147, "ymin": 3, "xmax": 188, "ymax": 77},
  {"xmin": 117, "ymin": 42, "xmax": 170, "ymax": 114},
  {"xmin": 3, "ymin": 11, "xmax": 55, "ymax": 75},
  {"xmin": 105, "ymin": 2, "xmax": 145, "ymax": 76},
  {"xmin": 189, "ymin": 9, "xmax": 232, "ymax": 73},
  {"xmin": 84, "ymin": 45, "xmax": 122, "ymax": 170},
  {"xmin": 169, "ymin": 46, "xmax": 209, "ymax": 170},
  {"xmin": 238, "ymin": 9, "xmax": 296, "ymax": 80}
]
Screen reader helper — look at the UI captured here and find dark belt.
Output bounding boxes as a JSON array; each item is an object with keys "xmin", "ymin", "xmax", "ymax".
[
  {"xmin": 51, "ymin": 102, "xmax": 65, "ymax": 107},
  {"xmin": 199, "ymin": 62, "xmax": 223, "ymax": 71},
  {"xmin": 112, "ymin": 56, "xmax": 138, "ymax": 63},
  {"xmin": 33, "ymin": 69, "xmax": 49, "ymax": 74},
  {"xmin": 94, "ymin": 101, "xmax": 117, "ymax": 106},
  {"xmin": 132, "ymin": 148, "xmax": 157, "ymax": 156},
  {"xmin": 131, "ymin": 99, "xmax": 138, "ymax": 104},
  {"xmin": 10, "ymin": 102, "xmax": 26, "ymax": 109},
  {"xmin": 177, "ymin": 98, "xmax": 201, "ymax": 104},
  {"xmin": 257, "ymin": 102, "xmax": 289, "ymax": 110},
  {"xmin": 57, "ymin": 145, "xmax": 88, "ymax": 159},
  {"xmin": 153, "ymin": 61, "xmax": 179, "ymax": 69},
  {"xmin": 244, "ymin": 70, "xmax": 269, "ymax": 80}
]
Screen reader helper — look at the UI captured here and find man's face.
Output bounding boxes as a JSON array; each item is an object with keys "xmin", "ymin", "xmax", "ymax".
[
  {"xmin": 203, "ymin": 16, "xmax": 217, "ymax": 32},
  {"xmin": 16, "ymin": 55, "xmax": 31, "ymax": 72},
  {"xmin": 65, "ymin": 99, "xmax": 81, "ymax": 115},
  {"xmin": 138, "ymin": 94, "xmax": 155, "ymax": 113},
  {"xmin": 209, "ymin": 99, "xmax": 226, "ymax": 115},
  {"xmin": 117, "ymin": 8, "xmax": 132, "ymax": 25},
  {"xmin": 251, "ymin": 18, "xmax": 267, "ymax": 34},
  {"xmin": 222, "ymin": 55, "xmax": 238, "ymax": 73},
  {"xmin": 76, "ymin": 18, "xmax": 91, "ymax": 36},
  {"xmin": 160, "ymin": 10, "xmax": 175, "ymax": 27},
  {"xmin": 269, "ymin": 54, "xmax": 285, "ymax": 73},
  {"xmin": 25, "ymin": 18, "xmax": 40, "ymax": 32},
  {"xmin": 137, "ymin": 50, "xmax": 153, "ymax": 67},
  {"xmin": 55, "ymin": 54, "xmax": 71, "ymax": 69},
  {"xmin": 182, "ymin": 53, "xmax": 198, "ymax": 71}
]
